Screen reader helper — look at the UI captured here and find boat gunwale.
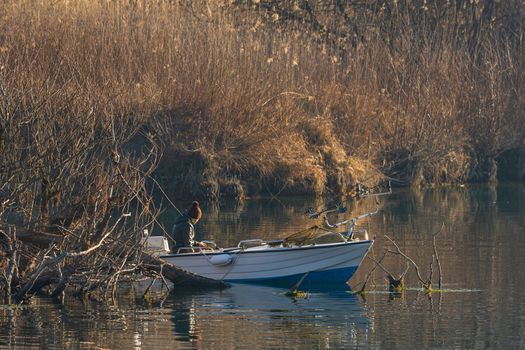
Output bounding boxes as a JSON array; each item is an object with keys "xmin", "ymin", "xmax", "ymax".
[{"xmin": 159, "ymin": 239, "xmax": 373, "ymax": 259}]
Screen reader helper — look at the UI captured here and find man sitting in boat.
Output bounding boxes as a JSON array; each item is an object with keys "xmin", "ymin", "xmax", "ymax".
[{"xmin": 169, "ymin": 201, "xmax": 206, "ymax": 253}]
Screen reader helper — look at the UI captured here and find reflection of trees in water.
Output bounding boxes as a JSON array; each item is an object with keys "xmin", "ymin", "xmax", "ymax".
[
  {"xmin": 158, "ymin": 190, "xmax": 393, "ymax": 249},
  {"xmin": 0, "ymin": 308, "xmax": 17, "ymax": 349},
  {"xmin": 351, "ymin": 185, "xmax": 525, "ymax": 349},
  {"xmin": 0, "ymin": 303, "xmax": 65, "ymax": 348},
  {"xmin": 0, "ymin": 298, "xmax": 179, "ymax": 349},
  {"xmin": 0, "ymin": 303, "xmax": 84, "ymax": 348},
  {"xmin": 197, "ymin": 195, "xmax": 385, "ymax": 248},
  {"xmin": 194, "ymin": 312, "xmax": 366, "ymax": 349},
  {"xmin": 178, "ymin": 197, "xmax": 330, "ymax": 247},
  {"xmin": 359, "ymin": 187, "xmax": 507, "ymax": 285}
]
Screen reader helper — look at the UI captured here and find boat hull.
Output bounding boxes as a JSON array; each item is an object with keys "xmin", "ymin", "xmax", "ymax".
[{"xmin": 160, "ymin": 240, "xmax": 372, "ymax": 287}]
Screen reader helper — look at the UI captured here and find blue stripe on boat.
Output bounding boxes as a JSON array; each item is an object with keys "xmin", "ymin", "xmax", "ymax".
[{"xmin": 224, "ymin": 266, "xmax": 358, "ymax": 289}]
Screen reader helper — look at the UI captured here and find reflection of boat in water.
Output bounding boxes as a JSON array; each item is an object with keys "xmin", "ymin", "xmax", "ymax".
[
  {"xmin": 167, "ymin": 283, "xmax": 370, "ymax": 348},
  {"xmin": 205, "ymin": 283, "xmax": 365, "ymax": 313},
  {"xmin": 149, "ymin": 208, "xmax": 377, "ymax": 287}
]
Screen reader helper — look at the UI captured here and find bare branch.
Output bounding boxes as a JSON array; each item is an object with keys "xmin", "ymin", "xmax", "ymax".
[
  {"xmin": 357, "ymin": 249, "xmax": 387, "ymax": 293},
  {"xmin": 385, "ymin": 234, "xmax": 426, "ymax": 285},
  {"xmin": 433, "ymin": 223, "xmax": 445, "ymax": 289}
]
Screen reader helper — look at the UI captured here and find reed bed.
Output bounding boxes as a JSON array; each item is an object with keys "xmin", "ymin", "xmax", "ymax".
[{"xmin": 2, "ymin": 0, "xmax": 525, "ymax": 199}]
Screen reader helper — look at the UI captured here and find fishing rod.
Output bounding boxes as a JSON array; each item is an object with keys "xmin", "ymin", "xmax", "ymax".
[{"xmin": 323, "ymin": 207, "xmax": 380, "ymax": 241}]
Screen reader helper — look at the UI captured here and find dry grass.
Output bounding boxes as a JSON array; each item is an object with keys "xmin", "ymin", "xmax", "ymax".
[{"xmin": 2, "ymin": 0, "xmax": 525, "ymax": 199}]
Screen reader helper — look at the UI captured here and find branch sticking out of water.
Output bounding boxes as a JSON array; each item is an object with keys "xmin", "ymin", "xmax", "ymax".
[
  {"xmin": 433, "ymin": 223, "xmax": 444, "ymax": 290},
  {"xmin": 353, "ymin": 223, "xmax": 445, "ymax": 295},
  {"xmin": 385, "ymin": 223, "xmax": 445, "ymax": 291}
]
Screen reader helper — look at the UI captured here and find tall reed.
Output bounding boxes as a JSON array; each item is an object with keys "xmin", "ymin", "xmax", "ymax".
[{"xmin": 2, "ymin": 0, "xmax": 524, "ymax": 199}]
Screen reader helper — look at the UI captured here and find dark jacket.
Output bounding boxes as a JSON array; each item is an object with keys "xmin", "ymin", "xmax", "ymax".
[{"xmin": 169, "ymin": 215, "xmax": 195, "ymax": 252}]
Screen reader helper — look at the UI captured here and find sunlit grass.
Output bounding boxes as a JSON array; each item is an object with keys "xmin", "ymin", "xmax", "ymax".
[{"xmin": 2, "ymin": 0, "xmax": 524, "ymax": 197}]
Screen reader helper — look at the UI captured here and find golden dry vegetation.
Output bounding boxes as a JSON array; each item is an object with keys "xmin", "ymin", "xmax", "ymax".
[
  {"xmin": 1, "ymin": 0, "xmax": 525, "ymax": 304},
  {"xmin": 2, "ymin": 0, "xmax": 525, "ymax": 201}
]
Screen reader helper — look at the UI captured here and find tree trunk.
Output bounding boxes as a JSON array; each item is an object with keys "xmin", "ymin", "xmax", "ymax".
[{"xmin": 141, "ymin": 253, "xmax": 228, "ymax": 289}]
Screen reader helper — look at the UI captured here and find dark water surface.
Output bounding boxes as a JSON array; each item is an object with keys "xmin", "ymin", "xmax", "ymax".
[{"xmin": 2, "ymin": 185, "xmax": 525, "ymax": 349}]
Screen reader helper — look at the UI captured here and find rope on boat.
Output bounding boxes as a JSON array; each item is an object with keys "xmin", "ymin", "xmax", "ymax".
[
  {"xmin": 198, "ymin": 246, "xmax": 245, "ymax": 281},
  {"xmin": 219, "ymin": 248, "xmax": 244, "ymax": 281}
]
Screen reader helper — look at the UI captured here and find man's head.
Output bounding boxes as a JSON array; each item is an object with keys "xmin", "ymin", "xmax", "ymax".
[{"xmin": 187, "ymin": 201, "xmax": 202, "ymax": 224}]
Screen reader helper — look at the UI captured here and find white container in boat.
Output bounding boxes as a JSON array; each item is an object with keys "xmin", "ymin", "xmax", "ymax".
[
  {"xmin": 145, "ymin": 236, "xmax": 170, "ymax": 254},
  {"xmin": 209, "ymin": 254, "xmax": 233, "ymax": 266}
]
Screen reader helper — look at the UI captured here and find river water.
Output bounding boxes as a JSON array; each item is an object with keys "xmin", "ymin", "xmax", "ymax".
[{"xmin": 1, "ymin": 185, "xmax": 525, "ymax": 349}]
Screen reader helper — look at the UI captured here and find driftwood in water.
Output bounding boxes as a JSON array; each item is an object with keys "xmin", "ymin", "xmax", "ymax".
[
  {"xmin": 0, "ymin": 225, "xmax": 227, "ymax": 304},
  {"xmin": 353, "ymin": 224, "xmax": 444, "ymax": 294},
  {"xmin": 385, "ymin": 223, "xmax": 444, "ymax": 291},
  {"xmin": 17, "ymin": 226, "xmax": 225, "ymax": 283},
  {"xmin": 140, "ymin": 254, "xmax": 228, "ymax": 289},
  {"xmin": 366, "ymin": 252, "xmax": 410, "ymax": 293}
]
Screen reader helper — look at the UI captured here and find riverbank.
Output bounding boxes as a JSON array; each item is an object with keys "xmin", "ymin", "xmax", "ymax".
[{"xmin": 2, "ymin": 0, "xmax": 525, "ymax": 202}]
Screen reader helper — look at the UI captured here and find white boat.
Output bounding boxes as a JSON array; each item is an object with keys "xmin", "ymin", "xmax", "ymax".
[
  {"xmin": 158, "ymin": 238, "xmax": 373, "ymax": 286},
  {"xmin": 148, "ymin": 207, "xmax": 378, "ymax": 287}
]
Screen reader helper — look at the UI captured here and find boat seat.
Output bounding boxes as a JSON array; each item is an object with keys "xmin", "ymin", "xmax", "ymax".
[
  {"xmin": 176, "ymin": 247, "xmax": 199, "ymax": 254},
  {"xmin": 267, "ymin": 239, "xmax": 284, "ymax": 247},
  {"xmin": 176, "ymin": 246, "xmax": 215, "ymax": 254}
]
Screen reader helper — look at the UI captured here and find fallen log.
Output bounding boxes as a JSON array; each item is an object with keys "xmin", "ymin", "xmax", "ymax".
[
  {"xmin": 12, "ymin": 251, "xmax": 227, "ymax": 302},
  {"xmin": 140, "ymin": 253, "xmax": 229, "ymax": 289},
  {"xmin": 1, "ymin": 225, "xmax": 64, "ymax": 245}
]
